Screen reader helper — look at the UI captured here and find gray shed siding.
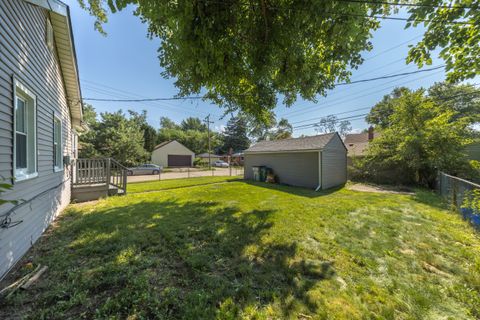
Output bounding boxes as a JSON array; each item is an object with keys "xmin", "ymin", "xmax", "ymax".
[
  {"xmin": 244, "ymin": 152, "xmax": 319, "ymax": 189},
  {"xmin": 321, "ymin": 134, "xmax": 347, "ymax": 189},
  {"xmin": 0, "ymin": 0, "xmax": 73, "ymax": 279}
]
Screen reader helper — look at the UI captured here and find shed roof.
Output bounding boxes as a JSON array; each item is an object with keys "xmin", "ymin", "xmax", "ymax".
[
  {"xmin": 246, "ymin": 133, "xmax": 336, "ymax": 153},
  {"xmin": 153, "ymin": 141, "xmax": 173, "ymax": 150}
]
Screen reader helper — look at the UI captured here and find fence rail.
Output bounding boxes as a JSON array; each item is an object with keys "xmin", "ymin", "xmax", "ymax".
[
  {"xmin": 437, "ymin": 171, "xmax": 480, "ymax": 228},
  {"xmin": 72, "ymin": 158, "xmax": 127, "ymax": 194},
  {"xmin": 126, "ymin": 166, "xmax": 244, "ymax": 183}
]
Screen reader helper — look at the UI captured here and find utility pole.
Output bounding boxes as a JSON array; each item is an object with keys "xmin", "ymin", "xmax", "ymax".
[{"xmin": 204, "ymin": 114, "xmax": 214, "ymax": 169}]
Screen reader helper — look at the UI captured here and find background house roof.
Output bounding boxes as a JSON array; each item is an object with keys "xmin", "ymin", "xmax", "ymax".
[
  {"xmin": 197, "ymin": 153, "xmax": 221, "ymax": 158},
  {"xmin": 153, "ymin": 141, "xmax": 173, "ymax": 150},
  {"xmin": 344, "ymin": 132, "xmax": 381, "ymax": 156},
  {"xmin": 246, "ymin": 133, "xmax": 336, "ymax": 153}
]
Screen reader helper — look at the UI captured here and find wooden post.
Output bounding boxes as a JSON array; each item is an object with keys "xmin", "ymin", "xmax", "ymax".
[
  {"xmin": 123, "ymin": 168, "xmax": 127, "ymax": 195},
  {"xmin": 106, "ymin": 158, "xmax": 111, "ymax": 188}
]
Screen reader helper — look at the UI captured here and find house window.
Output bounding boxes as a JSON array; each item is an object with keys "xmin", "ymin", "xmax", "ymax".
[
  {"xmin": 46, "ymin": 19, "xmax": 54, "ymax": 52},
  {"xmin": 53, "ymin": 115, "xmax": 62, "ymax": 171},
  {"xmin": 14, "ymin": 80, "xmax": 37, "ymax": 181}
]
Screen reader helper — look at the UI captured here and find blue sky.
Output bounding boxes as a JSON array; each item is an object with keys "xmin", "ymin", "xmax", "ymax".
[{"xmin": 67, "ymin": 1, "xmax": 454, "ymax": 136}]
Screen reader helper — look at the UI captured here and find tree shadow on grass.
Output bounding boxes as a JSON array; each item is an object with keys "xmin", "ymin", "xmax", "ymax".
[
  {"xmin": 2, "ymin": 198, "xmax": 335, "ymax": 319},
  {"xmin": 243, "ymin": 180, "xmax": 344, "ymax": 198},
  {"xmin": 411, "ymin": 188, "xmax": 450, "ymax": 210}
]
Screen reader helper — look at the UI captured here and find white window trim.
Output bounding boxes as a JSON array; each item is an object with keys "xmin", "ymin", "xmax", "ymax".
[
  {"xmin": 53, "ymin": 113, "xmax": 63, "ymax": 172},
  {"xmin": 13, "ymin": 79, "xmax": 38, "ymax": 182}
]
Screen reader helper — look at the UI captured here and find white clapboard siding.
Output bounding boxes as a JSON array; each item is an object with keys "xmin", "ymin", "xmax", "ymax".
[{"xmin": 0, "ymin": 0, "xmax": 73, "ymax": 279}]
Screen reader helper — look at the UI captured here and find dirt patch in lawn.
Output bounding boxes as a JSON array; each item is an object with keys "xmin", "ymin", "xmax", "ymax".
[{"xmin": 347, "ymin": 183, "xmax": 414, "ymax": 195}]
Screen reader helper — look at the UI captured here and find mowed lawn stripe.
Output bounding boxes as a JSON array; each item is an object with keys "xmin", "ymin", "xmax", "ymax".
[
  {"xmin": 127, "ymin": 176, "xmax": 241, "ymax": 193},
  {"xmin": 1, "ymin": 178, "xmax": 479, "ymax": 319}
]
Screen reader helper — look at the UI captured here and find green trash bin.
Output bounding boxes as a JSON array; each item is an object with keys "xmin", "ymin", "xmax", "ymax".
[
  {"xmin": 252, "ymin": 166, "xmax": 261, "ymax": 181},
  {"xmin": 259, "ymin": 166, "xmax": 268, "ymax": 182}
]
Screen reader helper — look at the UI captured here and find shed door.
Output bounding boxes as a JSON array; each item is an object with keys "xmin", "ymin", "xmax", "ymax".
[{"xmin": 168, "ymin": 155, "xmax": 191, "ymax": 167}]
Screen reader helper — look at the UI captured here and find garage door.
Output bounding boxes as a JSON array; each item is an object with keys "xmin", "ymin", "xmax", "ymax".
[{"xmin": 168, "ymin": 155, "xmax": 191, "ymax": 167}]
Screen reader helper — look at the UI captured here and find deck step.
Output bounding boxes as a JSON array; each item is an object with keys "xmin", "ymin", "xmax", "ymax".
[{"xmin": 72, "ymin": 184, "xmax": 125, "ymax": 202}]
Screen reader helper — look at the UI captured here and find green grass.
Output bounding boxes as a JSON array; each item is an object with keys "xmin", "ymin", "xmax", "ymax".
[
  {"xmin": 2, "ymin": 178, "xmax": 480, "ymax": 319},
  {"xmin": 127, "ymin": 176, "xmax": 240, "ymax": 193}
]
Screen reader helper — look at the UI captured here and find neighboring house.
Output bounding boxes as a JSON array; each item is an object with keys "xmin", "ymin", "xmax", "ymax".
[
  {"xmin": 0, "ymin": 0, "xmax": 83, "ymax": 279},
  {"xmin": 344, "ymin": 126, "xmax": 379, "ymax": 163},
  {"xmin": 244, "ymin": 133, "xmax": 347, "ymax": 189},
  {"xmin": 221, "ymin": 152, "xmax": 245, "ymax": 166},
  {"xmin": 151, "ymin": 140, "xmax": 194, "ymax": 167},
  {"xmin": 197, "ymin": 153, "xmax": 222, "ymax": 165}
]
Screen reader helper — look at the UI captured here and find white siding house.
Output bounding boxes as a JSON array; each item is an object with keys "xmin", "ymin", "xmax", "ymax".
[{"xmin": 0, "ymin": 0, "xmax": 83, "ymax": 279}]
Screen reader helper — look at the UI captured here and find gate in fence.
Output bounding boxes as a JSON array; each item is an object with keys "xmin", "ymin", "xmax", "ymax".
[{"xmin": 437, "ymin": 172, "xmax": 480, "ymax": 228}]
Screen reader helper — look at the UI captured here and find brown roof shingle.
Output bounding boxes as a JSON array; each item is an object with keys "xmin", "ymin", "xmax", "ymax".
[{"xmin": 246, "ymin": 133, "xmax": 336, "ymax": 153}]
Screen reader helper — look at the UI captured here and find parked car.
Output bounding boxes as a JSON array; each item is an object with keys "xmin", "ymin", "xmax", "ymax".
[
  {"xmin": 213, "ymin": 160, "xmax": 229, "ymax": 168},
  {"xmin": 127, "ymin": 164, "xmax": 161, "ymax": 175}
]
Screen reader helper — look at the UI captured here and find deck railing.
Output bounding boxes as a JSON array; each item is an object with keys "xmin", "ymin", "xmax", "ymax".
[{"xmin": 72, "ymin": 158, "xmax": 127, "ymax": 195}]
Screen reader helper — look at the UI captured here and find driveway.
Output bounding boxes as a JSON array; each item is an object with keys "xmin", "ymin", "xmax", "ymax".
[{"xmin": 127, "ymin": 167, "xmax": 242, "ymax": 183}]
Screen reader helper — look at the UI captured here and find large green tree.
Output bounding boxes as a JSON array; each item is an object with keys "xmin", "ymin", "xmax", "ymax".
[
  {"xmin": 79, "ymin": 105, "xmax": 150, "ymax": 166},
  {"xmin": 363, "ymin": 89, "xmax": 474, "ymax": 187},
  {"xmin": 78, "ymin": 104, "xmax": 100, "ymax": 158},
  {"xmin": 128, "ymin": 110, "xmax": 158, "ymax": 152},
  {"xmin": 367, "ymin": 83, "xmax": 480, "ymax": 129},
  {"xmin": 221, "ymin": 114, "xmax": 250, "ymax": 153},
  {"xmin": 180, "ymin": 117, "xmax": 207, "ymax": 132},
  {"xmin": 78, "ymin": 1, "xmax": 479, "ymax": 122},
  {"xmin": 157, "ymin": 117, "xmax": 222, "ymax": 154},
  {"xmin": 95, "ymin": 111, "xmax": 150, "ymax": 166}
]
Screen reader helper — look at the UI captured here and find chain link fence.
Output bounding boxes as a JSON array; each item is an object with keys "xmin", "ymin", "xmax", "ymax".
[
  {"xmin": 437, "ymin": 172, "xmax": 480, "ymax": 229},
  {"xmin": 127, "ymin": 166, "xmax": 244, "ymax": 183}
]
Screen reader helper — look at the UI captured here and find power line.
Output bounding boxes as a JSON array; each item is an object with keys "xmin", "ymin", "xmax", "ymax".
[
  {"xmin": 364, "ymin": 35, "xmax": 422, "ymax": 61},
  {"xmin": 206, "ymin": 0, "xmax": 476, "ymax": 25},
  {"xmin": 336, "ymin": 65, "xmax": 444, "ymax": 86},
  {"xmin": 82, "ymin": 66, "xmax": 444, "ymax": 104},
  {"xmin": 290, "ymin": 106, "xmax": 373, "ymax": 125},
  {"xmin": 281, "ymin": 67, "xmax": 444, "ymax": 118},
  {"xmin": 293, "ymin": 113, "xmax": 369, "ymax": 130},
  {"xmin": 291, "ymin": 88, "xmax": 480, "ymax": 131},
  {"xmin": 257, "ymin": 2, "xmax": 476, "ymax": 25},
  {"xmin": 334, "ymin": 0, "xmax": 478, "ymax": 10},
  {"xmin": 81, "ymin": 79, "xmax": 215, "ymax": 117},
  {"xmin": 82, "ymin": 96, "xmax": 204, "ymax": 102}
]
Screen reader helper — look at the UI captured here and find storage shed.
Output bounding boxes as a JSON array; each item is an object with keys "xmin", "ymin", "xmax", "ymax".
[
  {"xmin": 151, "ymin": 140, "xmax": 194, "ymax": 167},
  {"xmin": 244, "ymin": 133, "xmax": 347, "ymax": 189}
]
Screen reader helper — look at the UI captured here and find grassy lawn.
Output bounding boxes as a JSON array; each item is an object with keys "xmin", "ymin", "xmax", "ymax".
[
  {"xmin": 2, "ymin": 178, "xmax": 480, "ymax": 319},
  {"xmin": 128, "ymin": 176, "xmax": 240, "ymax": 193}
]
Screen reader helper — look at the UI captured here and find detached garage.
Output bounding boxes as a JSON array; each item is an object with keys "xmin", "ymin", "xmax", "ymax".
[
  {"xmin": 244, "ymin": 133, "xmax": 347, "ymax": 189},
  {"xmin": 151, "ymin": 140, "xmax": 194, "ymax": 167}
]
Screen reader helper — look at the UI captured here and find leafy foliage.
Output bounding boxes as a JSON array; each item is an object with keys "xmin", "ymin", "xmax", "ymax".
[
  {"xmin": 462, "ymin": 188, "xmax": 480, "ymax": 214},
  {"xmin": 157, "ymin": 117, "xmax": 222, "ymax": 154},
  {"xmin": 405, "ymin": 1, "xmax": 480, "ymax": 83},
  {"xmin": 180, "ymin": 117, "xmax": 207, "ymax": 132},
  {"xmin": 220, "ymin": 114, "xmax": 250, "ymax": 153},
  {"xmin": 0, "ymin": 177, "xmax": 18, "ymax": 207},
  {"xmin": 128, "ymin": 110, "xmax": 158, "ymax": 152},
  {"xmin": 79, "ymin": 106, "xmax": 149, "ymax": 166},
  {"xmin": 366, "ymin": 87, "xmax": 411, "ymax": 129},
  {"xmin": 247, "ymin": 114, "xmax": 293, "ymax": 142},
  {"xmin": 78, "ymin": 1, "xmax": 479, "ymax": 120},
  {"xmin": 362, "ymin": 89, "xmax": 474, "ymax": 187}
]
